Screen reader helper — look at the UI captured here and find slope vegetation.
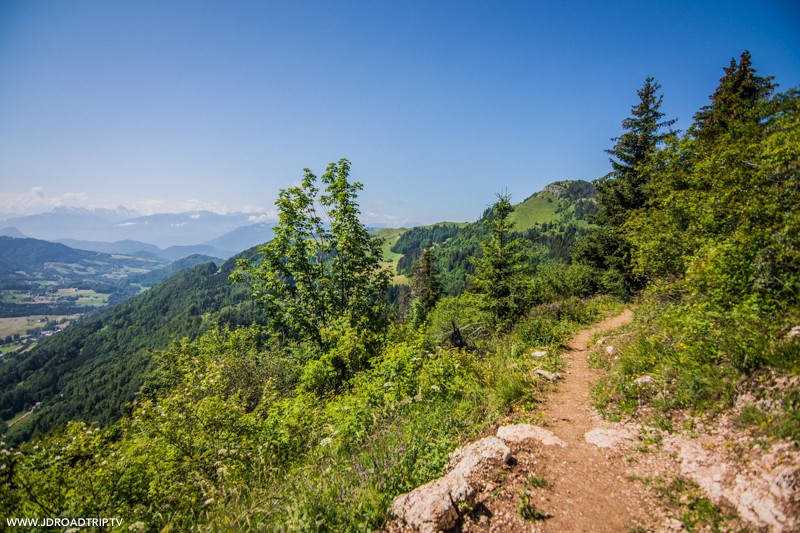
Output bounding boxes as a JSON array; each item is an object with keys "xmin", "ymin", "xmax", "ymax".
[{"xmin": 0, "ymin": 252, "xmax": 263, "ymax": 444}]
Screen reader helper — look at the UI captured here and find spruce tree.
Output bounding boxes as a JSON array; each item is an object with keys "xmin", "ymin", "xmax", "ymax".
[
  {"xmin": 575, "ymin": 77, "xmax": 673, "ymax": 296},
  {"xmin": 693, "ymin": 50, "xmax": 776, "ymax": 142},
  {"xmin": 410, "ymin": 246, "xmax": 443, "ymax": 326},
  {"xmin": 596, "ymin": 77, "xmax": 675, "ymax": 226},
  {"xmin": 469, "ymin": 194, "xmax": 531, "ymax": 327}
]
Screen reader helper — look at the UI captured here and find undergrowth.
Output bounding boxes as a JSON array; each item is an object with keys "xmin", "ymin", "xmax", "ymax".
[
  {"xmin": 1, "ymin": 295, "xmax": 623, "ymax": 531},
  {"xmin": 591, "ymin": 287, "xmax": 800, "ymax": 445},
  {"xmin": 656, "ymin": 476, "xmax": 734, "ymax": 532}
]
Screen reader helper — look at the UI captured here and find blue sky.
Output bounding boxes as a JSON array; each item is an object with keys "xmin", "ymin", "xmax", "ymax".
[{"xmin": 1, "ymin": 1, "xmax": 798, "ymax": 225}]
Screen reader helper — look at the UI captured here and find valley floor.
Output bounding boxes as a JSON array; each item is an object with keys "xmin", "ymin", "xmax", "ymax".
[{"xmin": 388, "ymin": 311, "xmax": 800, "ymax": 532}]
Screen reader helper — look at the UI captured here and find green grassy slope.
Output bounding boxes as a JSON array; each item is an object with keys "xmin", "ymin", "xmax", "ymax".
[
  {"xmin": 507, "ymin": 190, "xmax": 562, "ymax": 231},
  {"xmin": 373, "ymin": 227, "xmax": 410, "ymax": 284}
]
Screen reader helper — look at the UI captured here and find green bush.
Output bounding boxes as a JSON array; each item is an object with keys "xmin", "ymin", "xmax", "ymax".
[{"xmin": 425, "ymin": 294, "xmax": 491, "ymax": 348}]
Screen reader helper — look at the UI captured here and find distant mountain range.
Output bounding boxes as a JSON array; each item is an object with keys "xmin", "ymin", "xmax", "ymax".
[{"xmin": 0, "ymin": 207, "xmax": 277, "ymax": 260}]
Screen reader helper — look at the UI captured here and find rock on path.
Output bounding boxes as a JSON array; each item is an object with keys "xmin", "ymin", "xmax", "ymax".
[{"xmin": 390, "ymin": 436, "xmax": 512, "ymax": 532}]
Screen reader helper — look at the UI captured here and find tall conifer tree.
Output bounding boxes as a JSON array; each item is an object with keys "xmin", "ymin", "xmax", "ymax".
[
  {"xmin": 575, "ymin": 77, "xmax": 673, "ymax": 295},
  {"xmin": 410, "ymin": 247, "xmax": 443, "ymax": 326},
  {"xmin": 596, "ymin": 77, "xmax": 675, "ymax": 226},
  {"xmin": 469, "ymin": 194, "xmax": 531, "ymax": 327},
  {"xmin": 693, "ymin": 50, "xmax": 775, "ymax": 142}
]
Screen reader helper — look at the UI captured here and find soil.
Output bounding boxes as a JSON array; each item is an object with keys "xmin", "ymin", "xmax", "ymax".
[{"xmin": 456, "ymin": 309, "xmax": 666, "ymax": 532}]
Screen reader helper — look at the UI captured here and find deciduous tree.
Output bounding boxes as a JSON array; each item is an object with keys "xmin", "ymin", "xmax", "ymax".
[{"xmin": 231, "ymin": 159, "xmax": 390, "ymax": 348}]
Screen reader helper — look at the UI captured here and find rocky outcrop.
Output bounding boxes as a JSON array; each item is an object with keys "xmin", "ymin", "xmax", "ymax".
[
  {"xmin": 664, "ymin": 435, "xmax": 800, "ymax": 531},
  {"xmin": 584, "ymin": 427, "xmax": 633, "ymax": 448},
  {"xmin": 535, "ymin": 369, "xmax": 561, "ymax": 381},
  {"xmin": 391, "ymin": 424, "xmax": 580, "ymax": 531},
  {"xmin": 390, "ymin": 436, "xmax": 511, "ymax": 532},
  {"xmin": 445, "ymin": 436, "xmax": 512, "ymax": 478},
  {"xmin": 389, "ymin": 473, "xmax": 476, "ymax": 533}
]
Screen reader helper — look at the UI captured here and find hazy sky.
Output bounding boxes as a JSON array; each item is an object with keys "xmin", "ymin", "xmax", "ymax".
[{"xmin": 1, "ymin": 1, "xmax": 798, "ymax": 225}]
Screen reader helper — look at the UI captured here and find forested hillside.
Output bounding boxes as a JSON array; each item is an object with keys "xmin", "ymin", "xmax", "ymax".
[
  {"xmin": 123, "ymin": 254, "xmax": 221, "ymax": 288},
  {"xmin": 0, "ymin": 237, "xmax": 163, "ymax": 276},
  {"xmin": 0, "ymin": 52, "xmax": 797, "ymax": 531},
  {"xmin": 392, "ymin": 180, "xmax": 597, "ymax": 295},
  {"xmin": 0, "ymin": 237, "xmax": 167, "ymax": 305},
  {"xmin": 0, "ymin": 253, "xmax": 264, "ymax": 444}
]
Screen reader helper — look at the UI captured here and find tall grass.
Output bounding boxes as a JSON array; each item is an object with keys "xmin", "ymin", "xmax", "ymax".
[{"xmin": 226, "ymin": 295, "xmax": 623, "ymax": 529}]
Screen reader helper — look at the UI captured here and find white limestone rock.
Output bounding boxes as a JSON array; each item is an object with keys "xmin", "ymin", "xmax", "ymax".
[{"xmin": 497, "ymin": 424, "xmax": 566, "ymax": 447}]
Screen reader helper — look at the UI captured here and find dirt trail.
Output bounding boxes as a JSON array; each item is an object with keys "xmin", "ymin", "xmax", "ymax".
[
  {"xmin": 459, "ymin": 309, "xmax": 662, "ymax": 532},
  {"xmin": 531, "ymin": 308, "xmax": 649, "ymax": 532}
]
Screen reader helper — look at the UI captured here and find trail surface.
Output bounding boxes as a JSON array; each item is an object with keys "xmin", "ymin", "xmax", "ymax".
[
  {"xmin": 523, "ymin": 308, "xmax": 652, "ymax": 532},
  {"xmin": 456, "ymin": 309, "xmax": 664, "ymax": 532}
]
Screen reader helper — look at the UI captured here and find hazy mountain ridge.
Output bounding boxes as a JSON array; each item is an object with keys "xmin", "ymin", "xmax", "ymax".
[
  {"xmin": 202, "ymin": 221, "xmax": 276, "ymax": 253},
  {"xmin": 54, "ymin": 238, "xmax": 163, "ymax": 256},
  {"xmin": 1, "ymin": 207, "xmax": 277, "ymax": 251},
  {"xmin": 0, "ymin": 227, "xmax": 26, "ymax": 238},
  {"xmin": 0, "ymin": 236, "xmax": 168, "ymax": 283}
]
